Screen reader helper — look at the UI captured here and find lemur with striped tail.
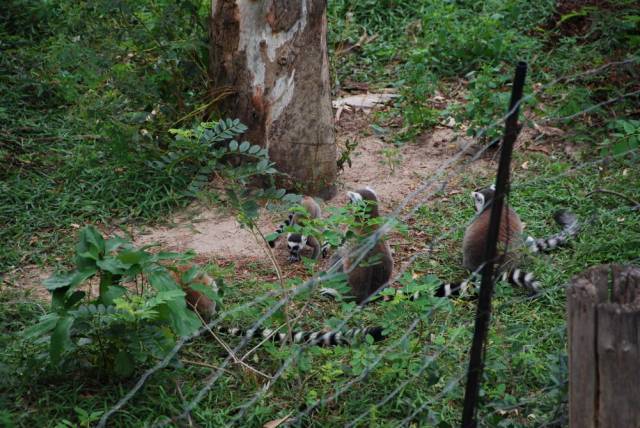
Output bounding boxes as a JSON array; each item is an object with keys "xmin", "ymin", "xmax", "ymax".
[
  {"xmin": 268, "ymin": 196, "xmax": 329, "ymax": 262},
  {"xmin": 172, "ymin": 265, "xmax": 385, "ymax": 346},
  {"xmin": 320, "ymin": 187, "xmax": 395, "ymax": 304},
  {"xmin": 434, "ymin": 184, "xmax": 580, "ymax": 298},
  {"xmin": 320, "ymin": 185, "xmax": 579, "ymax": 303}
]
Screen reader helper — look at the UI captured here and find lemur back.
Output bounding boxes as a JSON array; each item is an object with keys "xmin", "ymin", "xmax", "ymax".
[
  {"xmin": 462, "ymin": 186, "xmax": 525, "ymax": 272},
  {"xmin": 323, "ymin": 187, "xmax": 394, "ymax": 304},
  {"xmin": 269, "ymin": 196, "xmax": 328, "ymax": 262},
  {"xmin": 175, "ymin": 264, "xmax": 385, "ymax": 346},
  {"xmin": 453, "ymin": 185, "xmax": 580, "ymax": 296}
]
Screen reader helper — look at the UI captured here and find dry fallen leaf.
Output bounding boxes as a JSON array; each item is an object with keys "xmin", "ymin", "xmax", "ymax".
[
  {"xmin": 521, "ymin": 161, "xmax": 529, "ymax": 170},
  {"xmin": 263, "ymin": 413, "xmax": 293, "ymax": 428},
  {"xmin": 528, "ymin": 145, "xmax": 550, "ymax": 155},
  {"xmin": 533, "ymin": 122, "xmax": 564, "ymax": 137}
]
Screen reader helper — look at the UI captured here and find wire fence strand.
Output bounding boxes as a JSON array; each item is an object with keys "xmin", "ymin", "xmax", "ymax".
[{"xmin": 97, "ymin": 57, "xmax": 640, "ymax": 427}]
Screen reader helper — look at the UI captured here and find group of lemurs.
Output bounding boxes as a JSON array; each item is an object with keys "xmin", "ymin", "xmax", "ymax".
[{"xmin": 176, "ymin": 185, "xmax": 580, "ymax": 347}]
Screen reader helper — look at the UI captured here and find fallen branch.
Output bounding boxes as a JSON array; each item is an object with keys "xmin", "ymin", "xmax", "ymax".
[{"xmin": 586, "ymin": 188, "xmax": 640, "ymax": 210}]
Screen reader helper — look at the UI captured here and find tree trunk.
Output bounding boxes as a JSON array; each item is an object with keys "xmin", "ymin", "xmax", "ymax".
[{"xmin": 209, "ymin": 0, "xmax": 336, "ymax": 199}]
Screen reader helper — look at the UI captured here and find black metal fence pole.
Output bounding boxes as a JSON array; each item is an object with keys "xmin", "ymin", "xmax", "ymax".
[{"xmin": 460, "ymin": 61, "xmax": 528, "ymax": 428}]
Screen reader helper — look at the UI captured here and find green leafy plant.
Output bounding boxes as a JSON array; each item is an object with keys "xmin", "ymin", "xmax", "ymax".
[
  {"xmin": 22, "ymin": 225, "xmax": 214, "ymax": 376},
  {"xmin": 380, "ymin": 146, "xmax": 402, "ymax": 173},
  {"xmin": 337, "ymin": 138, "xmax": 359, "ymax": 172},
  {"xmin": 153, "ymin": 118, "xmax": 289, "ymax": 227},
  {"xmin": 600, "ymin": 119, "xmax": 640, "ymax": 156}
]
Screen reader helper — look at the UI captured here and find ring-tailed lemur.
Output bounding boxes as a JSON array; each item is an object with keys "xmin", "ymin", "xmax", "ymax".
[
  {"xmin": 434, "ymin": 184, "xmax": 580, "ymax": 297},
  {"xmin": 174, "ymin": 265, "xmax": 385, "ymax": 346},
  {"xmin": 320, "ymin": 187, "xmax": 394, "ymax": 304},
  {"xmin": 268, "ymin": 196, "xmax": 330, "ymax": 262},
  {"xmin": 322, "ymin": 185, "xmax": 580, "ymax": 302}
]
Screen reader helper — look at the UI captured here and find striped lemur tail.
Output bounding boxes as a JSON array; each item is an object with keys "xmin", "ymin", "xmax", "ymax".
[
  {"xmin": 179, "ymin": 267, "xmax": 385, "ymax": 347},
  {"xmin": 432, "ymin": 268, "xmax": 541, "ymax": 297},
  {"xmin": 268, "ymin": 213, "xmax": 293, "ymax": 248},
  {"xmin": 436, "ymin": 210, "xmax": 580, "ymax": 298},
  {"xmin": 214, "ymin": 324, "xmax": 386, "ymax": 347},
  {"xmin": 525, "ymin": 210, "xmax": 580, "ymax": 253}
]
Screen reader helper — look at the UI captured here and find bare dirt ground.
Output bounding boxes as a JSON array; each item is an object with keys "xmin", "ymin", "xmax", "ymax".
[
  {"xmin": 5, "ymin": 105, "xmax": 502, "ymax": 297},
  {"xmin": 133, "ymin": 109, "xmax": 486, "ymax": 265}
]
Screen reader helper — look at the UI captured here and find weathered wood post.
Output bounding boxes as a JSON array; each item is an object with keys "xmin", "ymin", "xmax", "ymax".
[{"xmin": 567, "ymin": 264, "xmax": 640, "ymax": 428}]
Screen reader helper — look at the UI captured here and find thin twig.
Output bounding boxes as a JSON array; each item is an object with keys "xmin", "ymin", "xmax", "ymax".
[
  {"xmin": 586, "ymin": 188, "xmax": 640, "ymax": 209},
  {"xmin": 174, "ymin": 380, "xmax": 193, "ymax": 428},
  {"xmin": 249, "ymin": 220, "xmax": 294, "ymax": 344},
  {"xmin": 181, "ymin": 359, "xmax": 237, "ymax": 378},
  {"xmin": 191, "ymin": 307, "xmax": 273, "ymax": 381}
]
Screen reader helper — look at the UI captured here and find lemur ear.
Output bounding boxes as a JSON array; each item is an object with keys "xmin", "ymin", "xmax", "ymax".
[{"xmin": 489, "ymin": 184, "xmax": 496, "ymax": 191}]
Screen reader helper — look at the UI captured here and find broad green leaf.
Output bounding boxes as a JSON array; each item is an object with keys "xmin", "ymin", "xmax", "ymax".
[
  {"xmin": 145, "ymin": 289, "xmax": 186, "ymax": 310},
  {"xmin": 149, "ymin": 271, "xmax": 200, "ymax": 334},
  {"xmin": 50, "ymin": 315, "xmax": 75, "ymax": 366},
  {"xmin": 77, "ymin": 226, "xmax": 105, "ymax": 258},
  {"xmin": 65, "ymin": 291, "xmax": 86, "ymax": 309},
  {"xmin": 43, "ymin": 272, "xmax": 78, "ymax": 291},
  {"xmin": 114, "ymin": 350, "xmax": 134, "ymax": 377},
  {"xmin": 105, "ymin": 236, "xmax": 130, "ymax": 253},
  {"xmin": 148, "ymin": 271, "xmax": 180, "ymax": 291},
  {"xmin": 44, "ymin": 268, "xmax": 96, "ymax": 291},
  {"xmin": 23, "ymin": 313, "xmax": 60, "ymax": 339},
  {"xmin": 100, "ymin": 285, "xmax": 127, "ymax": 306},
  {"xmin": 180, "ymin": 265, "xmax": 200, "ymax": 284},
  {"xmin": 256, "ymin": 159, "xmax": 269, "ymax": 171},
  {"xmin": 97, "ymin": 257, "xmax": 130, "ymax": 274},
  {"xmin": 188, "ymin": 283, "xmax": 218, "ymax": 302},
  {"xmin": 239, "ymin": 141, "xmax": 250, "ymax": 152},
  {"xmin": 229, "ymin": 140, "xmax": 238, "ymax": 151},
  {"xmin": 156, "ymin": 303, "xmax": 200, "ymax": 336},
  {"xmin": 118, "ymin": 249, "xmax": 149, "ymax": 265},
  {"xmin": 265, "ymin": 232, "xmax": 280, "ymax": 242},
  {"xmin": 621, "ymin": 120, "xmax": 636, "ymax": 135},
  {"xmin": 248, "ymin": 145, "xmax": 260, "ymax": 154}
]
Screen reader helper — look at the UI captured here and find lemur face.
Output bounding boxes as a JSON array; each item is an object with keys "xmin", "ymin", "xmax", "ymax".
[
  {"xmin": 471, "ymin": 184, "xmax": 496, "ymax": 213},
  {"xmin": 346, "ymin": 191, "xmax": 363, "ymax": 204},
  {"xmin": 471, "ymin": 191, "xmax": 486, "ymax": 213},
  {"xmin": 286, "ymin": 233, "xmax": 307, "ymax": 262}
]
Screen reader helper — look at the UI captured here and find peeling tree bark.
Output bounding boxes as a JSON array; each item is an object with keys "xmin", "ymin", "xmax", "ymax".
[{"xmin": 209, "ymin": 0, "xmax": 336, "ymax": 199}]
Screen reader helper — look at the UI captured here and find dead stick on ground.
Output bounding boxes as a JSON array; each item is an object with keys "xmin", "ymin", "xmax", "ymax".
[
  {"xmin": 181, "ymin": 359, "xmax": 237, "ymax": 378},
  {"xmin": 174, "ymin": 380, "xmax": 193, "ymax": 428},
  {"xmin": 249, "ymin": 223, "xmax": 295, "ymax": 344},
  {"xmin": 191, "ymin": 309, "xmax": 273, "ymax": 380},
  {"xmin": 586, "ymin": 188, "xmax": 640, "ymax": 209}
]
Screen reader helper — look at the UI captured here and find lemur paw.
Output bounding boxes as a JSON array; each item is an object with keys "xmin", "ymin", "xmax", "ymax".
[
  {"xmin": 288, "ymin": 254, "xmax": 301, "ymax": 263},
  {"xmin": 319, "ymin": 287, "xmax": 340, "ymax": 299}
]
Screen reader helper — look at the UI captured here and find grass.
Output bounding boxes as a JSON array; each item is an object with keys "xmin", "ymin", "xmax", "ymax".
[
  {"xmin": 2, "ymin": 155, "xmax": 638, "ymax": 427},
  {"xmin": 2, "ymin": 0, "xmax": 640, "ymax": 426}
]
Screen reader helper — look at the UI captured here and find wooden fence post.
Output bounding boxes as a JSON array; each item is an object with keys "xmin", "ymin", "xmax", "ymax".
[{"xmin": 567, "ymin": 264, "xmax": 640, "ymax": 428}]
